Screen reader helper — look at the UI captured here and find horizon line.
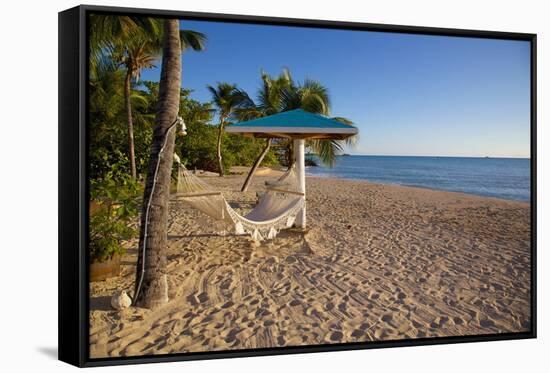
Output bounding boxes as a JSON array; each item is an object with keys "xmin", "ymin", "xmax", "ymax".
[{"xmin": 332, "ymin": 154, "xmax": 531, "ymax": 159}]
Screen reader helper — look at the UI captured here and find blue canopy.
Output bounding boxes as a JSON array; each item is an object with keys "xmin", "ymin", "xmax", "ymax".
[{"xmin": 225, "ymin": 109, "xmax": 358, "ymax": 139}]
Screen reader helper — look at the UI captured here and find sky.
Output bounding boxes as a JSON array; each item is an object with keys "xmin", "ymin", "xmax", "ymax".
[{"xmin": 140, "ymin": 20, "xmax": 532, "ymax": 158}]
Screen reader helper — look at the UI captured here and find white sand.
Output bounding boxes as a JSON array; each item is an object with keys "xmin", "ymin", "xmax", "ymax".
[{"xmin": 89, "ymin": 173, "xmax": 531, "ymax": 358}]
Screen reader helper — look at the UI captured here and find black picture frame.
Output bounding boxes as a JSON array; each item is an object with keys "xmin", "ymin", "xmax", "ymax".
[{"xmin": 58, "ymin": 4, "xmax": 537, "ymax": 367}]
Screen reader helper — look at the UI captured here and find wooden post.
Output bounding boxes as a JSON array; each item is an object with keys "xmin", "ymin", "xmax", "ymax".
[{"xmin": 294, "ymin": 138, "xmax": 306, "ymax": 228}]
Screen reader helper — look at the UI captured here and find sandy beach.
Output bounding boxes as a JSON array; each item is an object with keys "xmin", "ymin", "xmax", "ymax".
[{"xmin": 89, "ymin": 170, "xmax": 531, "ymax": 358}]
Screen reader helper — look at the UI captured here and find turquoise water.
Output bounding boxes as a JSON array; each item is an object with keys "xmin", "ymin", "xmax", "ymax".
[{"xmin": 306, "ymin": 155, "xmax": 531, "ymax": 202}]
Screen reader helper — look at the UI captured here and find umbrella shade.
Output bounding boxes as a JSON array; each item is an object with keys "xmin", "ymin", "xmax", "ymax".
[{"xmin": 225, "ymin": 109, "xmax": 358, "ymax": 140}]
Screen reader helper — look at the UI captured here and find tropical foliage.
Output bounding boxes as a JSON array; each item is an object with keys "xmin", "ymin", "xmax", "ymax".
[
  {"xmin": 88, "ymin": 15, "xmax": 354, "ymax": 266},
  {"xmin": 234, "ymin": 69, "xmax": 356, "ymax": 190},
  {"xmin": 207, "ymin": 83, "xmax": 254, "ymax": 176},
  {"xmin": 89, "ymin": 175, "xmax": 142, "ymax": 262},
  {"xmin": 237, "ymin": 69, "xmax": 355, "ymax": 167}
]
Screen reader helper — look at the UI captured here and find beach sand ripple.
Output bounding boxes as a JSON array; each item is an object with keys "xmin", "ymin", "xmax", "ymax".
[{"xmin": 90, "ymin": 175, "xmax": 531, "ymax": 358}]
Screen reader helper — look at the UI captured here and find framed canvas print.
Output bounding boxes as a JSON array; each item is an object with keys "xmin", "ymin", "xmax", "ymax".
[{"xmin": 58, "ymin": 4, "xmax": 537, "ymax": 367}]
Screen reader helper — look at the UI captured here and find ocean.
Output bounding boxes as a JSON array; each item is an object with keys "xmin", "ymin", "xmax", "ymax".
[{"xmin": 306, "ymin": 155, "xmax": 531, "ymax": 202}]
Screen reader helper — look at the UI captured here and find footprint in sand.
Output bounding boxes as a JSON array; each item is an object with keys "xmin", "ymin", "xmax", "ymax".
[
  {"xmin": 221, "ymin": 301, "xmax": 234, "ymax": 309},
  {"xmin": 223, "ymin": 328, "xmax": 241, "ymax": 344},
  {"xmin": 288, "ymin": 299, "xmax": 301, "ymax": 307},
  {"xmin": 416, "ymin": 330, "xmax": 426, "ymax": 338},
  {"xmin": 351, "ymin": 328, "xmax": 366, "ymax": 338},
  {"xmin": 255, "ymin": 308, "xmax": 271, "ymax": 317},
  {"xmin": 220, "ymin": 278, "xmax": 233, "ymax": 290},
  {"xmin": 305, "ymin": 305, "xmax": 322, "ymax": 318},
  {"xmin": 187, "ymin": 291, "xmax": 208, "ymax": 306},
  {"xmin": 324, "ymin": 331, "xmax": 343, "ymax": 342},
  {"xmin": 337, "ymin": 300, "xmax": 348, "ymax": 311},
  {"xmin": 374, "ymin": 328, "xmax": 392, "ymax": 339},
  {"xmin": 430, "ymin": 316, "xmax": 449, "ymax": 328},
  {"xmin": 479, "ymin": 319, "xmax": 496, "ymax": 328}
]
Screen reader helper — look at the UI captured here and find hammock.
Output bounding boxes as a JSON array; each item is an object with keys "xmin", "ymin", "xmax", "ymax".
[{"xmin": 174, "ymin": 163, "xmax": 305, "ymax": 241}]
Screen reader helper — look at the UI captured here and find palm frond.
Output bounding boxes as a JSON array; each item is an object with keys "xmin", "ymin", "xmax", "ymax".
[
  {"xmin": 129, "ymin": 91, "xmax": 150, "ymax": 109},
  {"xmin": 234, "ymin": 106, "xmax": 263, "ymax": 121},
  {"xmin": 308, "ymin": 139, "xmax": 344, "ymax": 167},
  {"xmin": 331, "ymin": 117, "xmax": 359, "ymax": 147},
  {"xmin": 300, "ymin": 93, "xmax": 329, "ymax": 115},
  {"xmin": 300, "ymin": 79, "xmax": 331, "ymax": 114},
  {"xmin": 207, "ymin": 82, "xmax": 252, "ymax": 120},
  {"xmin": 233, "ymin": 88, "xmax": 255, "ymax": 108},
  {"xmin": 331, "ymin": 116, "xmax": 354, "ymax": 125},
  {"xmin": 180, "ymin": 30, "xmax": 207, "ymax": 51}
]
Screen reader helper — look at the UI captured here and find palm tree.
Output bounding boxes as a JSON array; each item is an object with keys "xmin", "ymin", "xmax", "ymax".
[
  {"xmin": 134, "ymin": 19, "xmax": 182, "ymax": 309},
  {"xmin": 308, "ymin": 116, "xmax": 357, "ymax": 167},
  {"xmin": 279, "ymin": 78, "xmax": 331, "ymax": 115},
  {"xmin": 113, "ymin": 37, "xmax": 159, "ymax": 179},
  {"xmin": 236, "ymin": 69, "xmax": 355, "ymax": 191},
  {"xmin": 207, "ymin": 83, "xmax": 253, "ymax": 176},
  {"xmin": 236, "ymin": 70, "xmax": 291, "ymax": 191},
  {"xmin": 276, "ymin": 75, "xmax": 356, "ymax": 167},
  {"xmin": 91, "ymin": 15, "xmax": 206, "ymax": 180},
  {"xmin": 240, "ymin": 138, "xmax": 273, "ymax": 191},
  {"xmin": 89, "ymin": 58, "xmax": 157, "ymax": 180},
  {"xmin": 89, "ymin": 15, "xmax": 162, "ymax": 76},
  {"xmin": 116, "ymin": 29, "xmax": 206, "ymax": 180}
]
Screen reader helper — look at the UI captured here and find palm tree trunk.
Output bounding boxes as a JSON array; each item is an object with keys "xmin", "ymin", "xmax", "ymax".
[
  {"xmin": 241, "ymin": 138, "xmax": 272, "ymax": 192},
  {"xmin": 216, "ymin": 119, "xmax": 225, "ymax": 176},
  {"xmin": 134, "ymin": 19, "xmax": 181, "ymax": 309},
  {"xmin": 286, "ymin": 140, "xmax": 294, "ymax": 168},
  {"xmin": 124, "ymin": 69, "xmax": 137, "ymax": 179}
]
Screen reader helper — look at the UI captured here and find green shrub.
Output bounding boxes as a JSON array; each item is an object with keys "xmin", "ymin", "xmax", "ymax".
[
  {"xmin": 177, "ymin": 122, "xmax": 279, "ymax": 174},
  {"xmin": 177, "ymin": 119, "xmax": 219, "ymax": 172},
  {"xmin": 89, "ymin": 176, "xmax": 142, "ymax": 263}
]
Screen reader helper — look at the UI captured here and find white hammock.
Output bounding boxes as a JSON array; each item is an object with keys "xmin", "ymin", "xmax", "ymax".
[{"xmin": 174, "ymin": 163, "xmax": 305, "ymax": 241}]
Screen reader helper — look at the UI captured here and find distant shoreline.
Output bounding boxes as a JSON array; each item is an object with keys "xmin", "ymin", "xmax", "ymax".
[
  {"xmin": 229, "ymin": 165, "xmax": 530, "ymax": 203},
  {"xmin": 306, "ymin": 154, "xmax": 531, "ymax": 160},
  {"xmin": 340, "ymin": 154, "xmax": 530, "ymax": 160},
  {"xmin": 305, "ymin": 174, "xmax": 530, "ymax": 205},
  {"xmin": 305, "ymin": 155, "xmax": 530, "ymax": 202}
]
